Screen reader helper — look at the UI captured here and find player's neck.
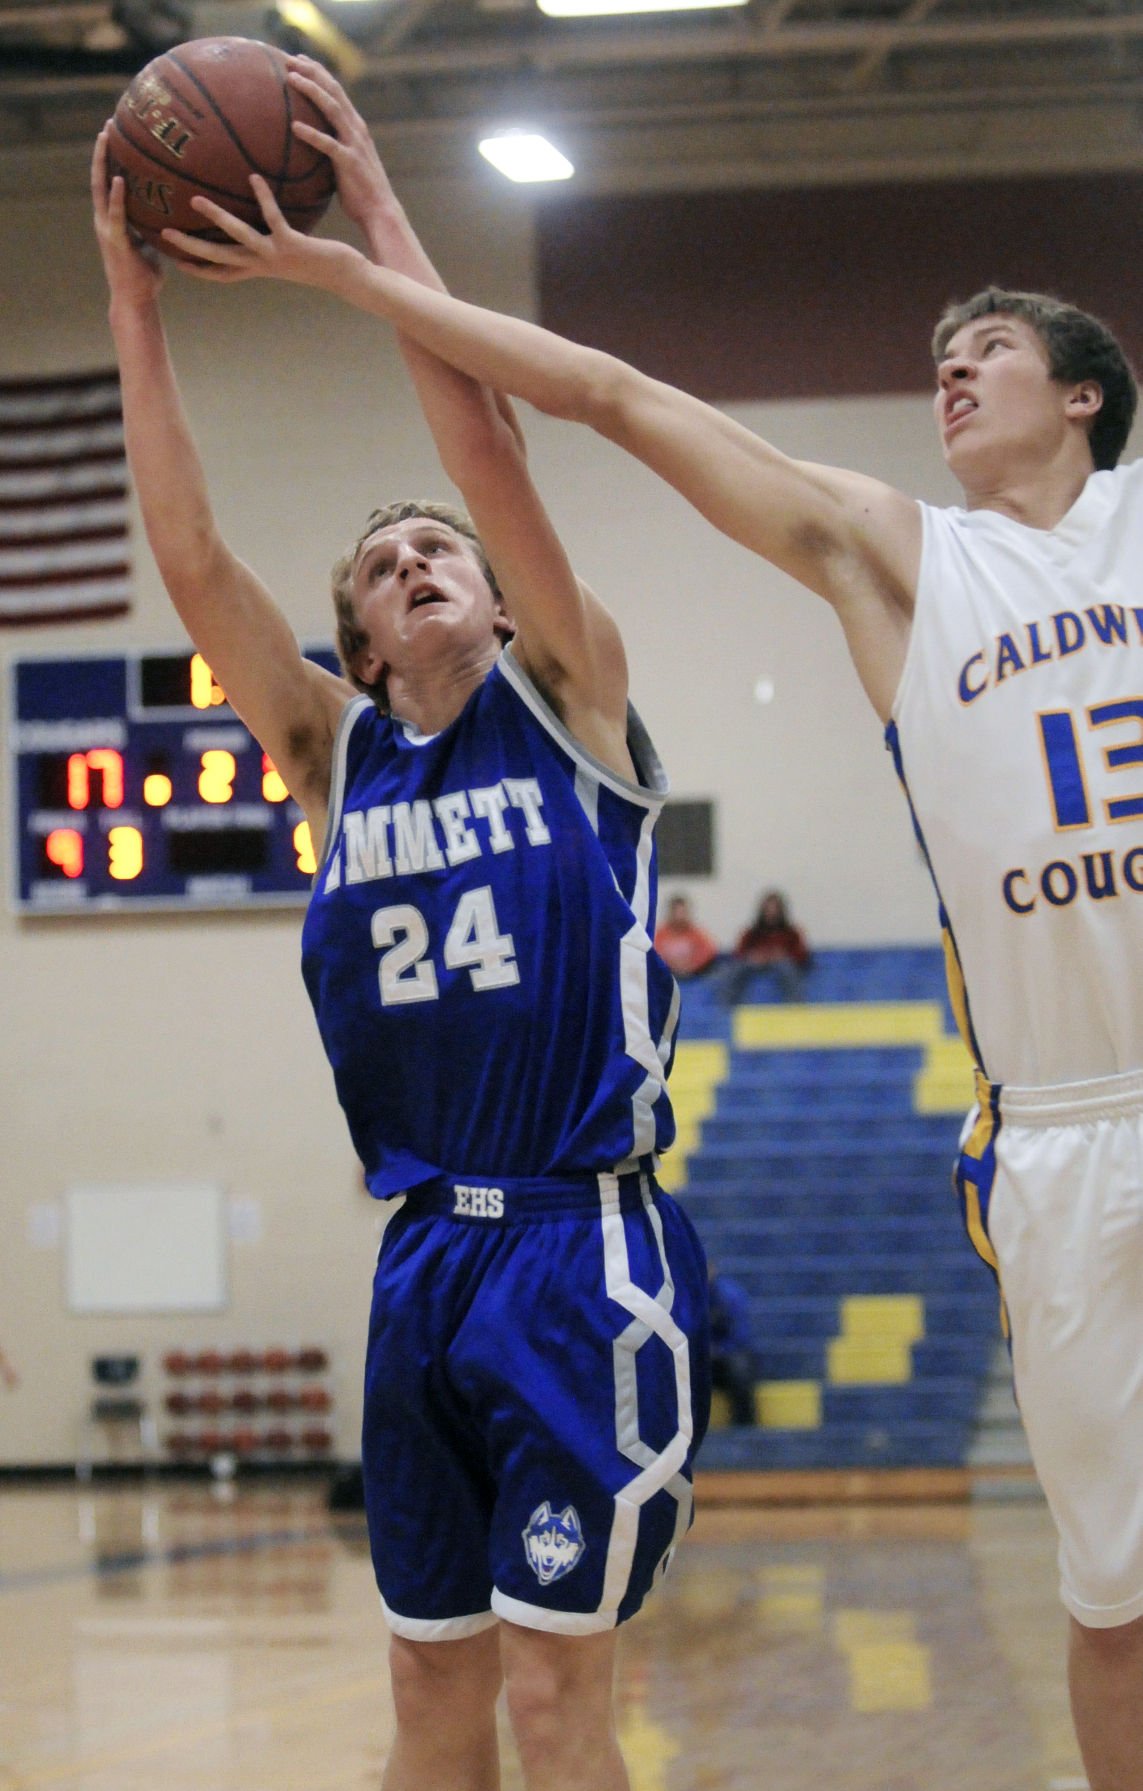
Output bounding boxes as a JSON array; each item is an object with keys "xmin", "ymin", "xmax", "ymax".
[
  {"xmin": 961, "ymin": 446, "xmax": 1095, "ymax": 532},
  {"xmin": 387, "ymin": 643, "xmax": 501, "ymax": 736}
]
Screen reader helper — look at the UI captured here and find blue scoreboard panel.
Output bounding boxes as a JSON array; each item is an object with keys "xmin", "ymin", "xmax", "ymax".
[{"xmin": 10, "ymin": 647, "xmax": 342, "ymax": 914}]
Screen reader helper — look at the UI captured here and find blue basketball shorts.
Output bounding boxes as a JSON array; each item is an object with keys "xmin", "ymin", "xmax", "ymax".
[{"xmin": 360, "ymin": 1167, "xmax": 711, "ymax": 1639}]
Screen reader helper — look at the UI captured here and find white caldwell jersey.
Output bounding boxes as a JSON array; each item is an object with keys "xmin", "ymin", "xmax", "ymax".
[{"xmin": 890, "ymin": 458, "xmax": 1143, "ymax": 1088}]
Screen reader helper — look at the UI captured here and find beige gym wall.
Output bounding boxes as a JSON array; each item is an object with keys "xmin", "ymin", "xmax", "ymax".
[{"xmin": 6, "ymin": 159, "xmax": 1129, "ymax": 1464}]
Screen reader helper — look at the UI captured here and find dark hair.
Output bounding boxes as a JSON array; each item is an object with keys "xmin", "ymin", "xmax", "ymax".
[
  {"xmin": 330, "ymin": 499, "xmax": 507, "ymax": 701},
  {"xmin": 754, "ymin": 889, "xmax": 789, "ymax": 929},
  {"xmin": 931, "ymin": 287, "xmax": 1137, "ymax": 472}
]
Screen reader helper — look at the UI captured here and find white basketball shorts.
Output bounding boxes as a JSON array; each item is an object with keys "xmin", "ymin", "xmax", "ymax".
[{"xmin": 969, "ymin": 1065, "xmax": 1143, "ymax": 1629}]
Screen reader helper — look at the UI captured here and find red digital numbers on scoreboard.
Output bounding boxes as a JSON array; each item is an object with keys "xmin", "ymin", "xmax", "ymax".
[
  {"xmin": 44, "ymin": 828, "xmax": 84, "ymax": 879},
  {"xmin": 67, "ymin": 748, "xmax": 125, "ymax": 810}
]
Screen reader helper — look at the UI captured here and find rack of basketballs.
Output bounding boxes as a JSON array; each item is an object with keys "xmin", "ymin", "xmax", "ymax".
[{"xmin": 162, "ymin": 1346, "xmax": 334, "ymax": 1465}]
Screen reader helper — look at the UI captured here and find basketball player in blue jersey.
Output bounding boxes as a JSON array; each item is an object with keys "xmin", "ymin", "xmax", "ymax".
[
  {"xmin": 168, "ymin": 167, "xmax": 1143, "ymax": 1786},
  {"xmin": 91, "ymin": 90, "xmax": 709, "ymax": 1791}
]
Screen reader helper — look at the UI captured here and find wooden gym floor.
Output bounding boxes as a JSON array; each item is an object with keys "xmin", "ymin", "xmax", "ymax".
[{"xmin": 0, "ymin": 1476, "xmax": 1087, "ymax": 1791}]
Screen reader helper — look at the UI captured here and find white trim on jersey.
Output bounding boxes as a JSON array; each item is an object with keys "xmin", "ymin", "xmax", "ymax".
[
  {"xmin": 496, "ymin": 647, "xmax": 668, "ymax": 809},
  {"xmin": 317, "ymin": 695, "xmax": 373, "ymax": 887},
  {"xmin": 622, "ymin": 806, "xmax": 674, "ymax": 1153},
  {"xmin": 573, "ymin": 764, "xmax": 600, "ymax": 833},
  {"xmin": 596, "ymin": 1169, "xmax": 694, "ymax": 1619}
]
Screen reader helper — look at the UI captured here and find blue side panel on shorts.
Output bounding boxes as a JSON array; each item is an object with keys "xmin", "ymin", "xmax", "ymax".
[
  {"xmin": 954, "ymin": 1079, "xmax": 1004, "ymax": 1289},
  {"xmin": 301, "ymin": 651, "xmax": 678, "ymax": 1197}
]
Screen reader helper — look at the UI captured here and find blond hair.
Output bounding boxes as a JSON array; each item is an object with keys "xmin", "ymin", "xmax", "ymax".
[{"xmin": 330, "ymin": 500, "xmax": 506, "ymax": 702}]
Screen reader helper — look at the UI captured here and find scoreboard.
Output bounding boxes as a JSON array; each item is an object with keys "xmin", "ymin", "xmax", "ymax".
[{"xmin": 10, "ymin": 647, "xmax": 342, "ymax": 914}]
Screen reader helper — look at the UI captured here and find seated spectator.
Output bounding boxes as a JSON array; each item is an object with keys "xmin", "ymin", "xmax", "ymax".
[
  {"xmin": 654, "ymin": 893, "xmax": 720, "ymax": 979},
  {"xmin": 721, "ymin": 889, "xmax": 811, "ymax": 1006},
  {"xmin": 708, "ymin": 1263, "xmax": 757, "ymax": 1426}
]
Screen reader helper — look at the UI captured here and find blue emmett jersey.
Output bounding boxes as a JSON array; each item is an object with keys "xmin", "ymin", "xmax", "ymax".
[{"xmin": 301, "ymin": 648, "xmax": 679, "ymax": 1199}]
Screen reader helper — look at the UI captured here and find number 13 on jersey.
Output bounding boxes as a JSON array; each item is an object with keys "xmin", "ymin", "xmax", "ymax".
[{"xmin": 1039, "ymin": 700, "xmax": 1143, "ymax": 829}]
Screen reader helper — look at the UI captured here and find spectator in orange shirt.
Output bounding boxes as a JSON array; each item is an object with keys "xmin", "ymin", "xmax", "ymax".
[{"xmin": 654, "ymin": 894, "xmax": 720, "ymax": 980}]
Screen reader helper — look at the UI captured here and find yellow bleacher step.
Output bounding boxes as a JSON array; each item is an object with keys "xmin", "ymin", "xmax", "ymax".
[
  {"xmin": 827, "ymin": 1340, "xmax": 914, "ymax": 1385},
  {"xmin": 839, "ymin": 1293, "xmax": 925, "ymax": 1340},
  {"xmin": 755, "ymin": 1380, "xmax": 822, "ymax": 1429},
  {"xmin": 670, "ymin": 1039, "xmax": 729, "ymax": 1087},
  {"xmin": 658, "ymin": 1039, "xmax": 728, "ymax": 1193},
  {"xmin": 827, "ymin": 1294, "xmax": 925, "ymax": 1386},
  {"xmin": 914, "ymin": 1034, "xmax": 976, "ymax": 1113},
  {"xmin": 707, "ymin": 1380, "xmax": 822, "ymax": 1431},
  {"xmin": 733, "ymin": 1001, "xmax": 946, "ymax": 1051}
]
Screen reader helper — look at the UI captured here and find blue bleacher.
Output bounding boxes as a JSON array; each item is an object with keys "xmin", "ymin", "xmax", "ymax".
[
  {"xmin": 678, "ymin": 949, "xmax": 960, "ymax": 1033},
  {"xmin": 679, "ymin": 945, "xmax": 999, "ymax": 1472}
]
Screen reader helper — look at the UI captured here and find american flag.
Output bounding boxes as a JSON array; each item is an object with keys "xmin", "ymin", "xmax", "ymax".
[{"xmin": 0, "ymin": 371, "xmax": 132, "ymax": 626}]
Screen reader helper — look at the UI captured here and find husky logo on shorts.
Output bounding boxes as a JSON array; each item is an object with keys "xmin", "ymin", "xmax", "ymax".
[{"xmin": 522, "ymin": 1501, "xmax": 586, "ymax": 1585}]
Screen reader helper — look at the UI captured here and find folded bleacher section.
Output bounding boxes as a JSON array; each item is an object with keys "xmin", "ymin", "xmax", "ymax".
[{"xmin": 666, "ymin": 947, "xmax": 1001, "ymax": 1472}]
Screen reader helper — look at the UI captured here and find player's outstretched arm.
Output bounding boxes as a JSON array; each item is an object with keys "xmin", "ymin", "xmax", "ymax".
[
  {"xmin": 165, "ymin": 187, "xmax": 920, "ymax": 719},
  {"xmin": 167, "ymin": 175, "xmax": 635, "ymax": 774},
  {"xmin": 283, "ymin": 57, "xmax": 526, "ymax": 459},
  {"xmin": 92, "ymin": 130, "xmax": 350, "ymax": 830}
]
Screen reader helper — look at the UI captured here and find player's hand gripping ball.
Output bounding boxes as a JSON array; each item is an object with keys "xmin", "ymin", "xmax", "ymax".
[{"xmin": 106, "ymin": 37, "xmax": 336, "ymax": 256}]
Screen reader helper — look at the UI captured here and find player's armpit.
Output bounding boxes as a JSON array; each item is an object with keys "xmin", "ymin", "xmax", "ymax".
[{"xmin": 795, "ymin": 463, "xmax": 923, "ymax": 618}]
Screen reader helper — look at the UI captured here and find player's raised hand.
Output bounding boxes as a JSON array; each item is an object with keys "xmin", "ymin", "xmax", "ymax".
[
  {"xmin": 91, "ymin": 126, "xmax": 164, "ymax": 307},
  {"xmin": 285, "ymin": 55, "xmax": 391, "ymax": 237},
  {"xmin": 162, "ymin": 176, "xmax": 358, "ymax": 291}
]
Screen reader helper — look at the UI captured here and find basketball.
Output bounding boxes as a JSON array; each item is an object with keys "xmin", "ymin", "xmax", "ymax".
[{"xmin": 106, "ymin": 37, "xmax": 336, "ymax": 256}]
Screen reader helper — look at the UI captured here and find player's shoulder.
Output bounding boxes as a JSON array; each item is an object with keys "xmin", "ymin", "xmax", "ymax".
[
  {"xmin": 1100, "ymin": 455, "xmax": 1143, "ymax": 500},
  {"xmin": 1055, "ymin": 456, "xmax": 1143, "ymax": 540}
]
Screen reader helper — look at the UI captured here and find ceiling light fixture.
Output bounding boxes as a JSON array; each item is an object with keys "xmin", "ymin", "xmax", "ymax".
[
  {"xmin": 538, "ymin": 0, "xmax": 747, "ymax": 16},
  {"xmin": 478, "ymin": 131, "xmax": 575, "ymax": 181}
]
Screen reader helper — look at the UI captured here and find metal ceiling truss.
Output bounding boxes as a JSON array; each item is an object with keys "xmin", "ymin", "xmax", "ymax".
[{"xmin": 2, "ymin": 0, "xmax": 1142, "ymax": 188}]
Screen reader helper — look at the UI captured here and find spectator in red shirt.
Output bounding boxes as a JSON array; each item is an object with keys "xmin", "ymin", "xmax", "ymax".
[
  {"xmin": 654, "ymin": 894, "xmax": 720, "ymax": 979},
  {"xmin": 722, "ymin": 890, "xmax": 811, "ymax": 1006}
]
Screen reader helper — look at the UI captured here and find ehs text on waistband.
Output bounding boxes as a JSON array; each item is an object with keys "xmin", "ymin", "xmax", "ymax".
[{"xmin": 453, "ymin": 1183, "xmax": 505, "ymax": 1218}]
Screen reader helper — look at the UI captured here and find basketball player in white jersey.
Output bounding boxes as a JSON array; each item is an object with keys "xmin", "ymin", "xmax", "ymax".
[{"xmin": 164, "ymin": 172, "xmax": 1143, "ymax": 1787}]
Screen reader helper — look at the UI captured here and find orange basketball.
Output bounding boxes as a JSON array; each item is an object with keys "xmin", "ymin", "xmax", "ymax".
[{"xmin": 106, "ymin": 37, "xmax": 336, "ymax": 257}]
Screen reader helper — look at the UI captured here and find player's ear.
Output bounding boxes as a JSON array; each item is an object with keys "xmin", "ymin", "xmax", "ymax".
[
  {"xmin": 354, "ymin": 641, "xmax": 388, "ymax": 690},
  {"xmin": 1067, "ymin": 381, "xmax": 1103, "ymax": 421},
  {"xmin": 493, "ymin": 597, "xmax": 516, "ymax": 645}
]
